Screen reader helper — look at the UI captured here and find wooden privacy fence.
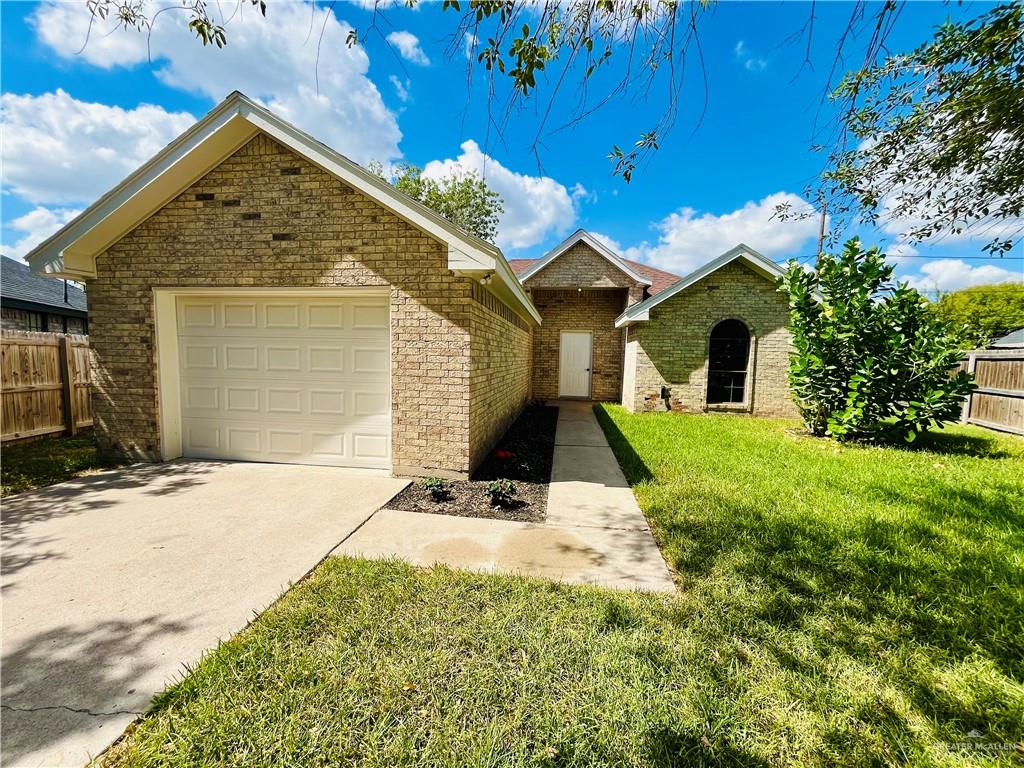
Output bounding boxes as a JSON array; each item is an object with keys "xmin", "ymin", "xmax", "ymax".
[
  {"xmin": 1, "ymin": 331, "xmax": 93, "ymax": 442},
  {"xmin": 960, "ymin": 348, "xmax": 1024, "ymax": 435}
]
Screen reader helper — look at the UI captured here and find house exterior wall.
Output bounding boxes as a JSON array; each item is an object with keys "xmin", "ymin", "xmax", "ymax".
[
  {"xmin": 523, "ymin": 242, "xmax": 644, "ymax": 401},
  {"xmin": 87, "ymin": 131, "xmax": 522, "ymax": 478},
  {"xmin": 624, "ymin": 261, "xmax": 796, "ymax": 417},
  {"xmin": 1, "ymin": 307, "xmax": 87, "ymax": 334},
  {"xmin": 524, "ymin": 241, "xmax": 646, "ymax": 304},
  {"xmin": 529, "ymin": 289, "xmax": 627, "ymax": 401},
  {"xmin": 467, "ymin": 283, "xmax": 532, "ymax": 471}
]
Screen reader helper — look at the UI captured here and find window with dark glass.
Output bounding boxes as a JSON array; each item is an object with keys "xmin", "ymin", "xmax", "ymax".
[{"xmin": 707, "ymin": 319, "xmax": 750, "ymax": 404}]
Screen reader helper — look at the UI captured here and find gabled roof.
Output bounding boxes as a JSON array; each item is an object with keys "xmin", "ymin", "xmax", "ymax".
[
  {"xmin": 1, "ymin": 255, "xmax": 87, "ymax": 314},
  {"xmin": 615, "ymin": 244, "xmax": 784, "ymax": 328},
  {"xmin": 510, "ymin": 256, "xmax": 680, "ymax": 294},
  {"xmin": 517, "ymin": 229, "xmax": 653, "ymax": 286},
  {"xmin": 24, "ymin": 91, "xmax": 540, "ymax": 325}
]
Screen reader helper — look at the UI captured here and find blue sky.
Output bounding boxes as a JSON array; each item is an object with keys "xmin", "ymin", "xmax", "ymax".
[{"xmin": 2, "ymin": 0, "xmax": 1022, "ymax": 293}]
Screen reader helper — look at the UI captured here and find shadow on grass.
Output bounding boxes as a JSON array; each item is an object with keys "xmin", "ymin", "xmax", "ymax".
[
  {"xmin": 887, "ymin": 427, "xmax": 1015, "ymax": 459},
  {"xmin": 592, "ymin": 404, "xmax": 654, "ymax": 484}
]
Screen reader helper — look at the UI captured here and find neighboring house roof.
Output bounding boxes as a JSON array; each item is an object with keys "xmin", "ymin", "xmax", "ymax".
[
  {"xmin": 615, "ymin": 244, "xmax": 785, "ymax": 328},
  {"xmin": 516, "ymin": 229, "xmax": 654, "ymax": 286},
  {"xmin": 24, "ymin": 91, "xmax": 540, "ymax": 325},
  {"xmin": 1, "ymin": 255, "xmax": 87, "ymax": 315},
  {"xmin": 991, "ymin": 328, "xmax": 1024, "ymax": 348}
]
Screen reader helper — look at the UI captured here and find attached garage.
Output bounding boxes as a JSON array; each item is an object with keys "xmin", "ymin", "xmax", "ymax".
[
  {"xmin": 27, "ymin": 92, "xmax": 540, "ymax": 478},
  {"xmin": 164, "ymin": 292, "xmax": 390, "ymax": 469}
]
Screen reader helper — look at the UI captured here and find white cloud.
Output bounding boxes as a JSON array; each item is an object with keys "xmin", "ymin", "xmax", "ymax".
[
  {"xmin": 0, "ymin": 90, "xmax": 196, "ymax": 205},
  {"xmin": 422, "ymin": 140, "xmax": 576, "ymax": 250},
  {"xmin": 2, "ymin": 206, "xmax": 82, "ymax": 258},
  {"xmin": 734, "ymin": 40, "xmax": 767, "ymax": 72},
  {"xmin": 30, "ymin": 1, "xmax": 401, "ymax": 165},
  {"xmin": 464, "ymin": 32, "xmax": 478, "ymax": 60},
  {"xmin": 389, "ymin": 75, "xmax": 411, "ymax": 103},
  {"xmin": 902, "ymin": 259, "xmax": 1023, "ymax": 293},
  {"xmin": 386, "ymin": 30, "xmax": 429, "ymax": 65},
  {"xmin": 570, "ymin": 182, "xmax": 596, "ymax": 205},
  {"xmin": 622, "ymin": 192, "xmax": 821, "ymax": 274}
]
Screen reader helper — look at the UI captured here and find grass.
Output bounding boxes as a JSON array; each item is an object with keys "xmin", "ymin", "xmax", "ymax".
[
  {"xmin": 99, "ymin": 412, "xmax": 1024, "ymax": 767},
  {"xmin": 1, "ymin": 433, "xmax": 118, "ymax": 496}
]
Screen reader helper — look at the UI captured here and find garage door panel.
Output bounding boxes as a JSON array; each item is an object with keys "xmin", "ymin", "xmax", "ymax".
[
  {"xmin": 180, "ymin": 383, "xmax": 389, "ymax": 422},
  {"xmin": 177, "ymin": 295, "xmax": 390, "ymax": 469},
  {"xmin": 178, "ymin": 298, "xmax": 389, "ymax": 334},
  {"xmin": 179, "ymin": 338, "xmax": 388, "ymax": 379}
]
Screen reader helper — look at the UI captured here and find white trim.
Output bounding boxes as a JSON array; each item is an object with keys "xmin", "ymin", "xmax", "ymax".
[
  {"xmin": 154, "ymin": 291, "xmax": 183, "ymax": 461},
  {"xmin": 614, "ymin": 244, "xmax": 785, "ymax": 328},
  {"xmin": 518, "ymin": 229, "xmax": 652, "ymax": 286},
  {"xmin": 26, "ymin": 91, "xmax": 540, "ymax": 326}
]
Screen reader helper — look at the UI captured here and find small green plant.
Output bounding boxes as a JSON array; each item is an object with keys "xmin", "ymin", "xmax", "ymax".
[
  {"xmin": 484, "ymin": 478, "xmax": 517, "ymax": 507},
  {"xmin": 421, "ymin": 477, "xmax": 449, "ymax": 503}
]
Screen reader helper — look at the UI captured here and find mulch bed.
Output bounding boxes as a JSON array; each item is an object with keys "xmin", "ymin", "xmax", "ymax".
[{"xmin": 387, "ymin": 403, "xmax": 559, "ymax": 523}]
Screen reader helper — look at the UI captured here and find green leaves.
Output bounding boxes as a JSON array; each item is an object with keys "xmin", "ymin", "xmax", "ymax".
[
  {"xmin": 779, "ymin": 237, "xmax": 977, "ymax": 443},
  {"xmin": 823, "ymin": 2, "xmax": 1024, "ymax": 256},
  {"xmin": 369, "ymin": 161, "xmax": 504, "ymax": 243}
]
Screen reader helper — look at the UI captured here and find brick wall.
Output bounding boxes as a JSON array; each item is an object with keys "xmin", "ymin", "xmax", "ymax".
[
  {"xmin": 625, "ymin": 261, "xmax": 797, "ymax": 417},
  {"xmin": 523, "ymin": 242, "xmax": 642, "ymax": 401},
  {"xmin": 467, "ymin": 283, "xmax": 532, "ymax": 472},
  {"xmin": 89, "ymin": 132, "xmax": 489, "ymax": 476},
  {"xmin": 525, "ymin": 241, "xmax": 646, "ymax": 304},
  {"xmin": 529, "ymin": 289, "xmax": 627, "ymax": 401}
]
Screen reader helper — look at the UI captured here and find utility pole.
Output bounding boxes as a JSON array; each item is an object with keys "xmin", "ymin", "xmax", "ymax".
[{"xmin": 816, "ymin": 196, "xmax": 828, "ymax": 257}]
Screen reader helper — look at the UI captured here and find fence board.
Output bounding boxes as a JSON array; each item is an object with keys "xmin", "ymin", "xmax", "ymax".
[
  {"xmin": 961, "ymin": 348, "xmax": 1024, "ymax": 435},
  {"xmin": 1, "ymin": 330, "xmax": 92, "ymax": 442}
]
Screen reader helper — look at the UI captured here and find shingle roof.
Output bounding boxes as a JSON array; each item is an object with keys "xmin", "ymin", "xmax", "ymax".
[
  {"xmin": 507, "ymin": 257, "xmax": 680, "ymax": 294},
  {"xmin": 991, "ymin": 328, "xmax": 1024, "ymax": 348},
  {"xmin": 1, "ymin": 255, "xmax": 87, "ymax": 313}
]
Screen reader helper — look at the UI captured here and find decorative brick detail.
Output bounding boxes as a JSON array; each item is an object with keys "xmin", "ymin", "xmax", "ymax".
[
  {"xmin": 86, "ymin": 131, "xmax": 527, "ymax": 477},
  {"xmin": 523, "ymin": 242, "xmax": 644, "ymax": 401},
  {"xmin": 529, "ymin": 289, "xmax": 627, "ymax": 401},
  {"xmin": 624, "ymin": 261, "xmax": 797, "ymax": 417}
]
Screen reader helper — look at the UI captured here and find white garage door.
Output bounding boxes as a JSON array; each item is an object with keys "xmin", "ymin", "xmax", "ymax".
[{"xmin": 176, "ymin": 295, "xmax": 390, "ymax": 469}]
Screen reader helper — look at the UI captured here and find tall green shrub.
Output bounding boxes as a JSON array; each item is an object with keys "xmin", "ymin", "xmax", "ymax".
[{"xmin": 779, "ymin": 238, "xmax": 976, "ymax": 442}]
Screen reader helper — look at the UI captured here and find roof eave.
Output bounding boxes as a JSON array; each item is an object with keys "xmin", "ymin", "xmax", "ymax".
[{"xmin": 613, "ymin": 244, "xmax": 785, "ymax": 328}]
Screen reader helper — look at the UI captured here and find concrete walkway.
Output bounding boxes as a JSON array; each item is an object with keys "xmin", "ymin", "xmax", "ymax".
[
  {"xmin": 1, "ymin": 462, "xmax": 408, "ymax": 768},
  {"xmin": 337, "ymin": 402, "xmax": 674, "ymax": 592}
]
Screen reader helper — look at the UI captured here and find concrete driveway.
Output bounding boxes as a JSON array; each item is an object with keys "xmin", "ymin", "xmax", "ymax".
[{"xmin": 1, "ymin": 460, "xmax": 407, "ymax": 768}]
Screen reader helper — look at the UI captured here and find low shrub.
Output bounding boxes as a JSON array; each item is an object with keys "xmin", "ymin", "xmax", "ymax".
[
  {"xmin": 484, "ymin": 478, "xmax": 517, "ymax": 507},
  {"xmin": 421, "ymin": 476, "xmax": 449, "ymax": 502}
]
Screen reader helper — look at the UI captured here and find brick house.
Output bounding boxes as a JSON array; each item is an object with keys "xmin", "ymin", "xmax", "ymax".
[
  {"xmin": 1, "ymin": 255, "xmax": 88, "ymax": 334},
  {"xmin": 511, "ymin": 234, "xmax": 796, "ymax": 417},
  {"xmin": 26, "ymin": 92, "xmax": 795, "ymax": 479}
]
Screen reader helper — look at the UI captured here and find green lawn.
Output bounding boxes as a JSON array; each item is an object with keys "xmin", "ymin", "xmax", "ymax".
[
  {"xmin": 100, "ymin": 411, "xmax": 1023, "ymax": 767},
  {"xmin": 1, "ymin": 433, "xmax": 118, "ymax": 497}
]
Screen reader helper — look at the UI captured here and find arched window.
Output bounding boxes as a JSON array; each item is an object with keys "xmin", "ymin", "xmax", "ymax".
[{"xmin": 707, "ymin": 319, "xmax": 751, "ymax": 404}]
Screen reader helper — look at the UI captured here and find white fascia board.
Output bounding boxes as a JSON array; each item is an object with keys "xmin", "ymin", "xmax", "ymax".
[
  {"xmin": 614, "ymin": 244, "xmax": 785, "ymax": 328},
  {"xmin": 519, "ymin": 229, "xmax": 652, "ymax": 286},
  {"xmin": 24, "ymin": 91, "xmax": 502, "ymax": 279},
  {"xmin": 25, "ymin": 101, "xmax": 255, "ymax": 280}
]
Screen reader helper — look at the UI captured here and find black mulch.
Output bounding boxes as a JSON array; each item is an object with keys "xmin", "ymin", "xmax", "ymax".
[{"xmin": 387, "ymin": 403, "xmax": 559, "ymax": 523}]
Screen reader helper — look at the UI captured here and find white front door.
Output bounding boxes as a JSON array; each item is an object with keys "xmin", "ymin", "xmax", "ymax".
[
  {"xmin": 175, "ymin": 295, "xmax": 391, "ymax": 469},
  {"xmin": 558, "ymin": 331, "xmax": 592, "ymax": 398}
]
